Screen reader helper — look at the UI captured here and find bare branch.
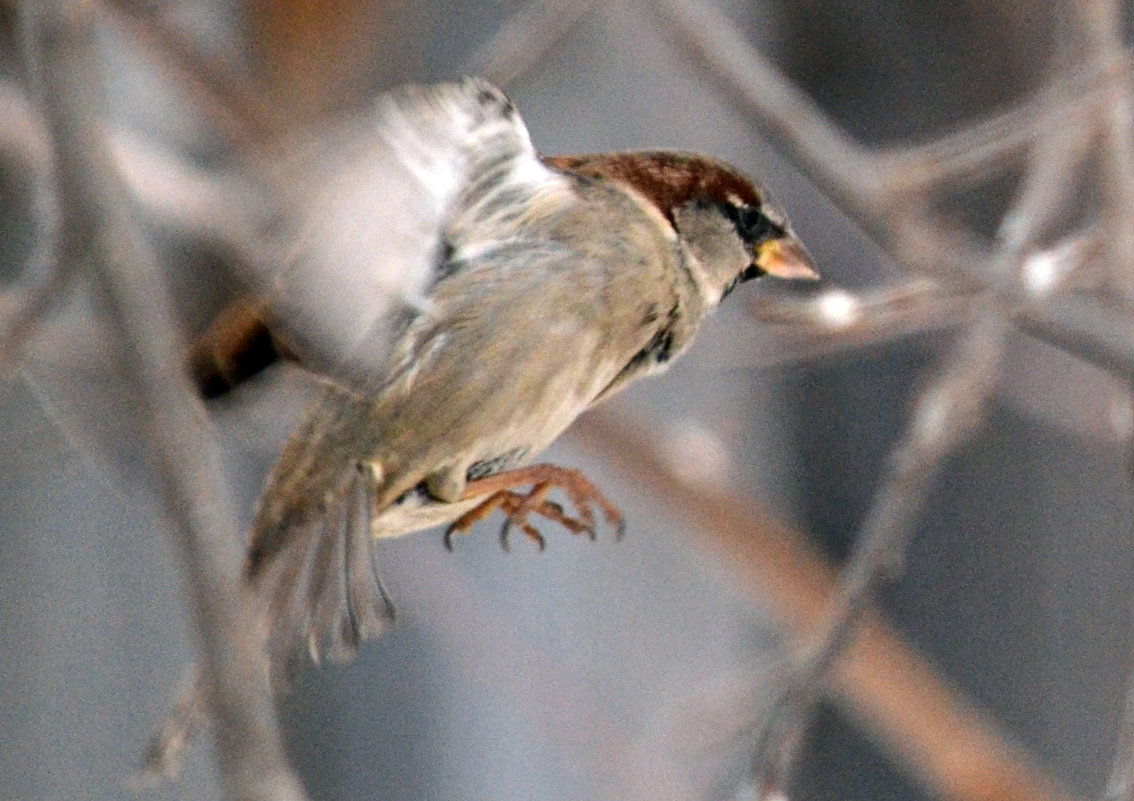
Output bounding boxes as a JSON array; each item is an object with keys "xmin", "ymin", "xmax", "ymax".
[
  {"xmin": 742, "ymin": 281, "xmax": 977, "ymax": 363},
  {"xmin": 649, "ymin": 0, "xmax": 1127, "ymax": 287},
  {"xmin": 883, "ymin": 56, "xmax": 1125, "ymax": 197},
  {"xmin": 103, "ymin": 0, "xmax": 287, "ymax": 144},
  {"xmin": 0, "ymin": 81, "xmax": 69, "ymax": 373},
  {"xmin": 1108, "ymin": 664, "xmax": 1134, "ymax": 801},
  {"xmin": 731, "ymin": 29, "xmax": 1093, "ymax": 792},
  {"xmin": 749, "ymin": 304, "xmax": 1012, "ymax": 798},
  {"xmin": 19, "ymin": 4, "xmax": 306, "ymax": 800},
  {"xmin": 463, "ymin": 0, "xmax": 599, "ymax": 89},
  {"xmin": 1077, "ymin": 2, "xmax": 1134, "ymax": 796},
  {"xmin": 646, "ymin": 0, "xmax": 877, "ymax": 209},
  {"xmin": 568, "ymin": 408, "xmax": 1078, "ymax": 801},
  {"xmin": 1075, "ymin": 0, "xmax": 1134, "ymax": 302}
]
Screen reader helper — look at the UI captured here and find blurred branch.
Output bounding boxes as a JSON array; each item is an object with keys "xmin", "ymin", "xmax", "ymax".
[
  {"xmin": 744, "ymin": 280, "xmax": 976, "ymax": 362},
  {"xmin": 1109, "ymin": 659, "xmax": 1134, "ymax": 801},
  {"xmin": 646, "ymin": 0, "xmax": 875, "ymax": 207},
  {"xmin": 651, "ymin": 0, "xmax": 1121, "ymax": 208},
  {"xmin": 649, "ymin": 0, "xmax": 1125, "ymax": 287},
  {"xmin": 747, "ymin": 233, "xmax": 1130, "ymax": 378},
  {"xmin": 750, "ymin": 305, "xmax": 1010, "ymax": 797},
  {"xmin": 104, "ymin": 0, "xmax": 286, "ymax": 143},
  {"xmin": 246, "ymin": 0, "xmax": 386, "ymax": 120},
  {"xmin": 19, "ymin": 4, "xmax": 306, "ymax": 800},
  {"xmin": 107, "ymin": 128, "xmax": 272, "ymax": 277},
  {"xmin": 644, "ymin": 0, "xmax": 1134, "ymax": 797},
  {"xmin": 1083, "ymin": 4, "xmax": 1134, "ymax": 798},
  {"xmin": 883, "ymin": 56, "xmax": 1126, "ymax": 195},
  {"xmin": 1018, "ymin": 291, "xmax": 1134, "ymax": 379},
  {"xmin": 0, "ymin": 82, "xmax": 67, "ymax": 373},
  {"xmin": 568, "ymin": 408, "xmax": 1078, "ymax": 801},
  {"xmin": 0, "ymin": 75, "xmax": 272, "ymax": 316},
  {"xmin": 747, "ymin": 40, "xmax": 1095, "ymax": 796},
  {"xmin": 463, "ymin": 0, "xmax": 598, "ymax": 89},
  {"xmin": 1076, "ymin": 0, "xmax": 1134, "ymax": 302}
]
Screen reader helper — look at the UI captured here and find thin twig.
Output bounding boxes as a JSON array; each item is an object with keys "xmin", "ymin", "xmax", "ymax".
[
  {"xmin": 743, "ymin": 280, "xmax": 977, "ymax": 362},
  {"xmin": 463, "ymin": 0, "xmax": 599, "ymax": 89},
  {"xmin": 749, "ymin": 304, "xmax": 1011, "ymax": 798},
  {"xmin": 882, "ymin": 54, "xmax": 1128, "ymax": 196},
  {"xmin": 103, "ymin": 0, "xmax": 287, "ymax": 144},
  {"xmin": 644, "ymin": 0, "xmax": 980, "ymax": 288},
  {"xmin": 0, "ymin": 82, "xmax": 67, "ymax": 373},
  {"xmin": 646, "ymin": 0, "xmax": 877, "ymax": 209},
  {"xmin": 20, "ymin": 3, "xmax": 307, "ymax": 800},
  {"xmin": 744, "ymin": 41, "xmax": 1093, "ymax": 794},
  {"xmin": 1108, "ymin": 661, "xmax": 1134, "ymax": 801},
  {"xmin": 650, "ymin": 0, "xmax": 1127, "ymax": 287},
  {"xmin": 1075, "ymin": 0, "xmax": 1134, "ymax": 303}
]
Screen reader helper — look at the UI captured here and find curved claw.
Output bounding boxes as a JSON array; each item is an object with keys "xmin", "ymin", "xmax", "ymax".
[
  {"xmin": 446, "ymin": 463, "xmax": 626, "ymax": 551},
  {"xmin": 500, "ymin": 514, "xmax": 545, "ymax": 551}
]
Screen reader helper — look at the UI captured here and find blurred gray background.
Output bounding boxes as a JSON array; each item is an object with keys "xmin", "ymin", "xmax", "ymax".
[{"xmin": 2, "ymin": 2, "xmax": 1132, "ymax": 800}]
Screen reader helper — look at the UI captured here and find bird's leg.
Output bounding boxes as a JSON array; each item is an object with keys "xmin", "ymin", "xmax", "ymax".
[{"xmin": 444, "ymin": 464, "xmax": 625, "ymax": 551}]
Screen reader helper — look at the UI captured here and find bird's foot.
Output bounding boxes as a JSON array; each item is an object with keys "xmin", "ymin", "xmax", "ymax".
[{"xmin": 444, "ymin": 463, "xmax": 625, "ymax": 551}]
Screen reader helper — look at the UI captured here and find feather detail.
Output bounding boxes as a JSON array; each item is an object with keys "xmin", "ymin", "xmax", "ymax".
[{"xmin": 250, "ymin": 456, "xmax": 396, "ymax": 684}]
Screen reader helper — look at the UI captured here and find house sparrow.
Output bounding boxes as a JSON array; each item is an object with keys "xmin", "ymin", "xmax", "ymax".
[{"xmin": 191, "ymin": 77, "xmax": 817, "ymax": 677}]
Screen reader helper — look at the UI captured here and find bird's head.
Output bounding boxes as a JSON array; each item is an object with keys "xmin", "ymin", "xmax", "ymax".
[{"xmin": 545, "ymin": 150, "xmax": 817, "ymax": 305}]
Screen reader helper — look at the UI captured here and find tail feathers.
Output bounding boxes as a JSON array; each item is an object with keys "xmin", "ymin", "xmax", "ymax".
[
  {"xmin": 251, "ymin": 464, "xmax": 396, "ymax": 684},
  {"xmin": 138, "ymin": 468, "xmax": 395, "ymax": 778}
]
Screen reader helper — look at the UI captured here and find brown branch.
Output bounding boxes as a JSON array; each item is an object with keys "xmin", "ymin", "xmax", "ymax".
[{"xmin": 568, "ymin": 407, "xmax": 1080, "ymax": 801}]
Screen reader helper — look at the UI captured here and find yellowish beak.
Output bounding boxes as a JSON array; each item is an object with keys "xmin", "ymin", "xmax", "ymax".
[{"xmin": 756, "ymin": 236, "xmax": 820, "ymax": 280}]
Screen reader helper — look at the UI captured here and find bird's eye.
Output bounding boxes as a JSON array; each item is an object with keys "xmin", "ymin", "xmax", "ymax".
[{"xmin": 724, "ymin": 203, "xmax": 781, "ymax": 246}]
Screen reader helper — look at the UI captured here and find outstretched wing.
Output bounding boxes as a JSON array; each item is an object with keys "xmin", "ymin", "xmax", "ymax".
[{"xmin": 245, "ymin": 77, "xmax": 543, "ymax": 391}]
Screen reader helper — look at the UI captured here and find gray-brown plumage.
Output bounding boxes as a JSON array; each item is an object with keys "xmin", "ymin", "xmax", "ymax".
[{"xmin": 193, "ymin": 78, "xmax": 817, "ymax": 680}]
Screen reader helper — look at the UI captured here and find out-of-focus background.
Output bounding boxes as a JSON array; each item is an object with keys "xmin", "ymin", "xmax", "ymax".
[{"xmin": 2, "ymin": 2, "xmax": 1133, "ymax": 800}]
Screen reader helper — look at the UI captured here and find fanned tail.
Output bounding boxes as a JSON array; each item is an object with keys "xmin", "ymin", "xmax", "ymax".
[
  {"xmin": 139, "ymin": 417, "xmax": 396, "ymax": 781},
  {"xmin": 238, "ymin": 380, "xmax": 397, "ymax": 681},
  {"xmin": 250, "ymin": 462, "xmax": 397, "ymax": 682}
]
